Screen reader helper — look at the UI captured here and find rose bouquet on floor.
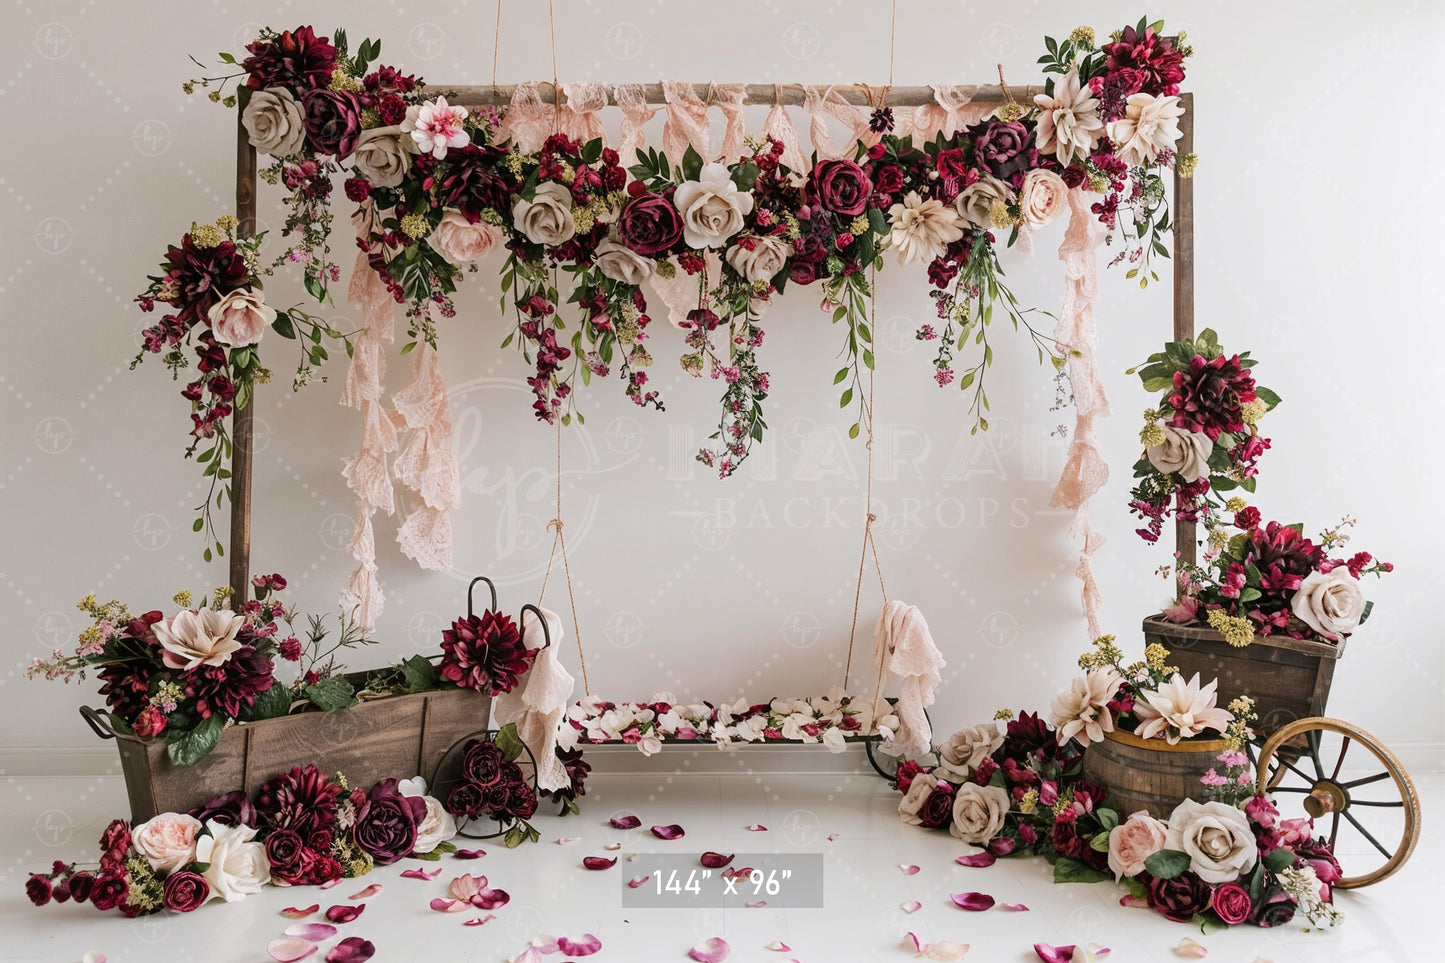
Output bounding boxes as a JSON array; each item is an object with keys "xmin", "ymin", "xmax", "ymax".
[{"xmin": 441, "ymin": 728, "xmax": 542, "ymax": 848}]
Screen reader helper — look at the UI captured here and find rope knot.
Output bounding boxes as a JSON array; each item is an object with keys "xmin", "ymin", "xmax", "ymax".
[
  {"xmin": 866, "ymin": 512, "xmax": 877, "ymax": 524},
  {"xmin": 547, "ymin": 518, "xmax": 564, "ymax": 533}
]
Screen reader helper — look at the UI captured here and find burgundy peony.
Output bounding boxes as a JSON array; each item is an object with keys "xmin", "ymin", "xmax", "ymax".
[
  {"xmin": 161, "ymin": 870, "xmax": 210, "ymax": 912},
  {"xmin": 504, "ymin": 780, "xmax": 539, "ymax": 820},
  {"xmin": 872, "ymin": 164, "xmax": 905, "ymax": 197},
  {"xmin": 183, "ymin": 644, "xmax": 275, "ymax": 720},
  {"xmin": 1211, "ymin": 881, "xmax": 1252, "ymax": 925},
  {"xmin": 353, "ymin": 778, "xmax": 427, "ymax": 864},
  {"xmin": 301, "ymin": 89, "xmax": 362, "ymax": 160},
  {"xmin": 918, "ymin": 783, "xmax": 956, "ymax": 830},
  {"xmin": 67, "ymin": 871, "xmax": 95, "ymax": 904},
  {"xmin": 446, "ymin": 781, "xmax": 486, "ymax": 818},
  {"xmin": 1253, "ymin": 877, "xmax": 1299, "ymax": 927},
  {"xmin": 462, "ymin": 739, "xmax": 505, "ymax": 787},
  {"xmin": 972, "ymin": 119, "xmax": 1035, "ymax": 181},
  {"xmin": 438, "ymin": 145, "xmax": 516, "ymax": 223},
  {"xmin": 89, "ymin": 869, "xmax": 130, "ymax": 912},
  {"xmin": 263, "ymin": 828, "xmax": 307, "ymax": 883},
  {"xmin": 191, "ymin": 789, "xmax": 258, "ymax": 828},
  {"xmin": 1168, "ymin": 354, "xmax": 1258, "ymax": 440},
  {"xmin": 810, "ymin": 159, "xmax": 871, "ymax": 217},
  {"xmin": 1103, "ymin": 25, "xmax": 1185, "ymax": 97},
  {"xmin": 439, "ymin": 610, "xmax": 535, "ymax": 695},
  {"xmin": 1146, "ymin": 870, "xmax": 1212, "ymax": 922},
  {"xmin": 617, "ymin": 190, "xmax": 684, "ymax": 256},
  {"xmin": 25, "ymin": 874, "xmax": 52, "ymax": 906},
  {"xmin": 257, "ymin": 764, "xmax": 344, "ymax": 838}
]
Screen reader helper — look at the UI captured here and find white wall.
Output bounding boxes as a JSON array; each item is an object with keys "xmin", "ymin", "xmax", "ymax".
[{"xmin": 3, "ymin": 0, "xmax": 1441, "ymax": 774}]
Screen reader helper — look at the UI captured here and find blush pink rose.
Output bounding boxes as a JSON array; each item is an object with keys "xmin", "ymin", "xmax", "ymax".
[
  {"xmin": 132, "ymin": 812, "xmax": 203, "ymax": 874},
  {"xmin": 1019, "ymin": 168, "xmax": 1068, "ymax": 229},
  {"xmin": 1107, "ymin": 810, "xmax": 1168, "ymax": 881},
  {"xmin": 207, "ymin": 288, "xmax": 275, "ymax": 347},
  {"xmin": 428, "ymin": 209, "xmax": 502, "ymax": 264}
]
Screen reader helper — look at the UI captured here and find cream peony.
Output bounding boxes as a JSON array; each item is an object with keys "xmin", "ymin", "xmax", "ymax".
[
  {"xmin": 888, "ymin": 191, "xmax": 965, "ymax": 265},
  {"xmin": 1164, "ymin": 798, "xmax": 1258, "ymax": 884},
  {"xmin": 351, "ymin": 126, "xmax": 413, "ymax": 188},
  {"xmin": 241, "ymin": 88, "xmax": 307, "ymax": 157},
  {"xmin": 1048, "ymin": 665, "xmax": 1122, "ymax": 746},
  {"xmin": 1133, "ymin": 672, "xmax": 1234, "ymax": 745},
  {"xmin": 949, "ymin": 783, "xmax": 1010, "ymax": 844},
  {"xmin": 1146, "ymin": 424, "xmax": 1213, "ymax": 483},
  {"xmin": 1019, "ymin": 169, "xmax": 1068, "ymax": 230},
  {"xmin": 153, "ymin": 608, "xmax": 245, "ymax": 671},
  {"xmin": 673, "ymin": 163, "xmax": 754, "ymax": 249},
  {"xmin": 207, "ymin": 288, "xmax": 276, "ymax": 348},
  {"xmin": 593, "ymin": 234, "xmax": 655, "ymax": 285},
  {"xmin": 513, "ymin": 181, "xmax": 577, "ymax": 247},
  {"xmin": 1108, "ymin": 93, "xmax": 1185, "ymax": 168},
  {"xmin": 1291, "ymin": 568, "xmax": 1366, "ymax": 640},
  {"xmin": 954, "ymin": 176, "xmax": 1015, "ymax": 231},
  {"xmin": 898, "ymin": 772, "xmax": 943, "ymax": 827},
  {"xmin": 195, "ymin": 820, "xmax": 270, "ymax": 902},
  {"xmin": 1107, "ymin": 811, "xmax": 1168, "ymax": 881},
  {"xmin": 132, "ymin": 813, "xmax": 202, "ymax": 874},
  {"xmin": 1033, "ymin": 70, "xmax": 1105, "ymax": 166},
  {"xmin": 398, "ymin": 776, "xmax": 458, "ymax": 854},
  {"xmin": 428, "ymin": 209, "xmax": 502, "ymax": 264},
  {"xmin": 934, "ymin": 723, "xmax": 1004, "ymax": 782},
  {"xmin": 725, "ymin": 234, "xmax": 790, "ymax": 284}
]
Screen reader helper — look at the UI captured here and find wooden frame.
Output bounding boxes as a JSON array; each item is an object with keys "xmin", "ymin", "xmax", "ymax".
[{"xmin": 225, "ymin": 85, "xmax": 1197, "ymax": 600}]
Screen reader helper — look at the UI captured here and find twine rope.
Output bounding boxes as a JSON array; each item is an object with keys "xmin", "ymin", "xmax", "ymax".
[
  {"xmin": 539, "ymin": 419, "xmax": 591, "ymax": 696},
  {"xmin": 491, "ymin": 0, "xmax": 502, "ymax": 89}
]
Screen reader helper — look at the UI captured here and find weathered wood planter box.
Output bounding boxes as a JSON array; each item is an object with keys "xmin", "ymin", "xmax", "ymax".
[
  {"xmin": 1082, "ymin": 727, "xmax": 1230, "ymax": 819},
  {"xmin": 82, "ymin": 683, "xmax": 490, "ymax": 823}
]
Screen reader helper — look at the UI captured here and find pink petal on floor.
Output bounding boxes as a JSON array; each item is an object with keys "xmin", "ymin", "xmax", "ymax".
[
  {"xmin": 81, "ymin": 954, "xmax": 106, "ymax": 963},
  {"xmin": 746, "ymin": 824, "xmax": 768, "ymax": 832},
  {"xmin": 688, "ymin": 937, "xmax": 731, "ymax": 962},
  {"xmin": 1119, "ymin": 894, "xmax": 1149, "ymax": 909},
  {"xmin": 1035, "ymin": 945, "xmax": 1108, "ymax": 963},
  {"xmin": 453, "ymin": 849, "xmax": 486, "ymax": 859},
  {"xmin": 429, "ymin": 898, "xmax": 468, "ymax": 913},
  {"xmin": 463, "ymin": 914, "xmax": 496, "ymax": 927},
  {"xmin": 986, "ymin": 837, "xmax": 1016, "ymax": 856},
  {"xmin": 400, "ymin": 867, "xmax": 442, "ymax": 880},
  {"xmin": 700, "ymin": 852, "xmax": 734, "ymax": 869},
  {"xmin": 267, "ymin": 939, "xmax": 317, "ymax": 963},
  {"xmin": 651, "ymin": 824, "xmax": 685, "ymax": 840},
  {"xmin": 320, "ymin": 878, "xmax": 343, "ymax": 890},
  {"xmin": 471, "ymin": 887, "xmax": 510, "ymax": 910},
  {"xmin": 949, "ymin": 892, "xmax": 995, "ymax": 912},
  {"xmin": 1174, "ymin": 938, "xmax": 1208, "ymax": 958},
  {"xmin": 604, "ymin": 842, "xmax": 623, "ymax": 851},
  {"xmin": 325, "ymin": 904, "xmax": 364, "ymax": 924},
  {"xmin": 765, "ymin": 941, "xmax": 791, "ymax": 952},
  {"xmin": 900, "ymin": 864, "xmax": 921, "ymax": 876},
  {"xmin": 281, "ymin": 904, "xmax": 321, "ymax": 919},
  {"xmin": 905, "ymin": 933, "xmax": 970, "ymax": 961},
  {"xmin": 449, "ymin": 874, "xmax": 484, "ymax": 901},
  {"xmin": 953, "ymin": 852, "xmax": 995, "ymax": 868},
  {"xmin": 901, "ymin": 900, "xmax": 923, "ymax": 914},
  {"xmin": 745, "ymin": 900, "xmax": 767, "ymax": 908},
  {"xmin": 284, "ymin": 923, "xmax": 338, "ymax": 942},
  {"xmin": 325, "ymin": 937, "xmax": 376, "ymax": 963},
  {"xmin": 348, "ymin": 883, "xmax": 382, "ymax": 900},
  {"xmin": 610, "ymin": 815, "xmax": 642, "ymax": 829},
  {"xmin": 720, "ymin": 866, "xmax": 753, "ymax": 879},
  {"xmin": 583, "ymin": 856, "xmax": 618, "ymax": 870},
  {"xmin": 628, "ymin": 875, "xmax": 650, "ymax": 888},
  {"xmin": 554, "ymin": 837, "xmax": 578, "ymax": 845},
  {"xmin": 999, "ymin": 902, "xmax": 1029, "ymax": 912},
  {"xmin": 557, "ymin": 934, "xmax": 603, "ymax": 957}
]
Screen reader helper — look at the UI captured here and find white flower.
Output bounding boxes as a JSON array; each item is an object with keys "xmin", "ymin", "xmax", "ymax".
[
  {"xmin": 1133, "ymin": 673, "xmax": 1234, "ymax": 744},
  {"xmin": 1292, "ymin": 569, "xmax": 1366, "ymax": 640},
  {"xmin": 954, "ymin": 176, "xmax": 1015, "ymax": 231},
  {"xmin": 195, "ymin": 820, "xmax": 269, "ymax": 902},
  {"xmin": 1018, "ymin": 169, "xmax": 1069, "ymax": 230},
  {"xmin": 398, "ymin": 776, "xmax": 458, "ymax": 855},
  {"xmin": 1048, "ymin": 666, "xmax": 1122, "ymax": 745},
  {"xmin": 351, "ymin": 126, "xmax": 413, "ymax": 188},
  {"xmin": 132, "ymin": 813, "xmax": 202, "ymax": 874},
  {"xmin": 513, "ymin": 181, "xmax": 577, "ymax": 247},
  {"xmin": 638, "ymin": 733, "xmax": 663, "ymax": 755},
  {"xmin": 725, "ymin": 234, "xmax": 790, "ymax": 284},
  {"xmin": 949, "ymin": 783, "xmax": 1010, "ymax": 844},
  {"xmin": 594, "ymin": 234, "xmax": 655, "ymax": 285},
  {"xmin": 207, "ymin": 289, "xmax": 276, "ymax": 348},
  {"xmin": 556, "ymin": 724, "xmax": 580, "ymax": 751},
  {"xmin": 153, "ymin": 608, "xmax": 245, "ymax": 671},
  {"xmin": 888, "ymin": 191, "xmax": 965, "ymax": 265},
  {"xmin": 822, "ymin": 727, "xmax": 847, "ymax": 752},
  {"xmin": 401, "ymin": 96, "xmax": 470, "ymax": 159},
  {"xmin": 934, "ymin": 723, "xmax": 1004, "ymax": 782},
  {"xmin": 428, "ymin": 209, "xmax": 502, "ymax": 264},
  {"xmin": 673, "ymin": 163, "xmax": 754, "ymax": 249},
  {"xmin": 241, "ymin": 88, "xmax": 307, "ymax": 157},
  {"xmin": 1146, "ymin": 424, "xmax": 1213, "ymax": 483},
  {"xmin": 1164, "ymin": 799, "xmax": 1258, "ymax": 884},
  {"xmin": 1108, "ymin": 93, "xmax": 1184, "ymax": 167},
  {"xmin": 1033, "ymin": 71, "xmax": 1104, "ymax": 166}
]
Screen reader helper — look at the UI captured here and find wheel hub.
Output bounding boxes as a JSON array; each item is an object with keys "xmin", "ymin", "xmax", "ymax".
[{"xmin": 1304, "ymin": 779, "xmax": 1347, "ymax": 818}]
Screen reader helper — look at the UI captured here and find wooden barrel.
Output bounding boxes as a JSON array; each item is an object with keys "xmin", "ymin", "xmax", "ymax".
[{"xmin": 1081, "ymin": 728, "xmax": 1230, "ymax": 820}]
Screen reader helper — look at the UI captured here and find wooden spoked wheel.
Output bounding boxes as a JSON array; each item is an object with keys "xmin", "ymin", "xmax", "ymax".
[{"xmin": 1254, "ymin": 717, "xmax": 1420, "ymax": 888}]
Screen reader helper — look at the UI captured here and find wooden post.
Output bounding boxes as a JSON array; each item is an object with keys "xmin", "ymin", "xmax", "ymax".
[
  {"xmin": 230, "ymin": 89, "xmax": 258, "ymax": 603},
  {"xmin": 1172, "ymin": 91, "xmax": 1196, "ymax": 568}
]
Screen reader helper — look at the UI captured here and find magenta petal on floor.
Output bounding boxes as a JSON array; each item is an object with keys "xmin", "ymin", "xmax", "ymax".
[
  {"xmin": 1034, "ymin": 943, "xmax": 1077, "ymax": 963},
  {"xmin": 453, "ymin": 849, "xmax": 487, "ymax": 859},
  {"xmin": 462, "ymin": 914, "xmax": 496, "ymax": 927},
  {"xmin": 284, "ymin": 923, "xmax": 338, "ymax": 942},
  {"xmin": 700, "ymin": 852, "xmax": 734, "ymax": 869},
  {"xmin": 281, "ymin": 904, "xmax": 320, "ymax": 919},
  {"xmin": 267, "ymin": 939, "xmax": 317, "ymax": 963},
  {"xmin": 651, "ymin": 824, "xmax": 685, "ymax": 840},
  {"xmin": 471, "ymin": 887, "xmax": 510, "ymax": 910},
  {"xmin": 688, "ymin": 937, "xmax": 730, "ymax": 962},
  {"xmin": 609, "ymin": 815, "xmax": 641, "ymax": 829},
  {"xmin": 583, "ymin": 856, "xmax": 618, "ymax": 870},
  {"xmin": 746, "ymin": 824, "xmax": 767, "ymax": 832},
  {"xmin": 954, "ymin": 852, "xmax": 996, "ymax": 868},
  {"xmin": 900, "ymin": 863, "xmax": 921, "ymax": 875},
  {"xmin": 324, "ymin": 936, "xmax": 376, "ymax": 963},
  {"xmin": 950, "ymin": 891, "xmax": 995, "ymax": 911},
  {"xmin": 400, "ymin": 867, "xmax": 442, "ymax": 880},
  {"xmin": 429, "ymin": 898, "xmax": 468, "ymax": 913},
  {"xmin": 628, "ymin": 876, "xmax": 650, "ymax": 888},
  {"xmin": 348, "ymin": 883, "xmax": 382, "ymax": 900},
  {"xmin": 325, "ymin": 904, "xmax": 365, "ymax": 924},
  {"xmin": 557, "ymin": 934, "xmax": 603, "ymax": 957},
  {"xmin": 999, "ymin": 902, "xmax": 1030, "ymax": 912}
]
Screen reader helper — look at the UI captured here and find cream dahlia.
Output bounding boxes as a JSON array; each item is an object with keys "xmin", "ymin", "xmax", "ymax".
[
  {"xmin": 153, "ymin": 608, "xmax": 245, "ymax": 671},
  {"xmin": 1033, "ymin": 70, "xmax": 1104, "ymax": 166},
  {"xmin": 1133, "ymin": 672, "xmax": 1234, "ymax": 744},
  {"xmin": 887, "ymin": 191, "xmax": 965, "ymax": 265},
  {"xmin": 1108, "ymin": 93, "xmax": 1184, "ymax": 167},
  {"xmin": 1048, "ymin": 665, "xmax": 1122, "ymax": 745}
]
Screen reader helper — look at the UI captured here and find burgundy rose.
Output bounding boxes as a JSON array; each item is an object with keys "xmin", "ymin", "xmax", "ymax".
[
  {"xmin": 1051, "ymin": 815, "xmax": 1085, "ymax": 860},
  {"xmin": 307, "ymin": 855, "xmax": 344, "ymax": 886},
  {"xmin": 258, "ymin": 765, "xmax": 343, "ymax": 837},
  {"xmin": 1146, "ymin": 870, "xmax": 1212, "ymax": 923},
  {"xmin": 352, "ymin": 778, "xmax": 426, "ymax": 864},
  {"xmin": 934, "ymin": 148, "xmax": 969, "ymax": 183},
  {"xmin": 1211, "ymin": 881, "xmax": 1252, "ymax": 925},
  {"xmin": 810, "ymin": 159, "xmax": 871, "ymax": 217},
  {"xmin": 872, "ymin": 164, "xmax": 905, "ymax": 197},
  {"xmin": 918, "ymin": 784, "xmax": 956, "ymax": 830},
  {"xmin": 67, "ymin": 871, "xmax": 95, "ymax": 904},
  {"xmin": 1253, "ymin": 877, "xmax": 1298, "ymax": 928},
  {"xmin": 300, "ymin": 89, "xmax": 362, "ymax": 160},
  {"xmin": 463, "ymin": 740, "xmax": 505, "ymax": 788},
  {"xmin": 617, "ymin": 190, "xmax": 684, "ymax": 256},
  {"xmin": 242, "ymin": 26, "xmax": 338, "ymax": 91},
  {"xmin": 161, "ymin": 870, "xmax": 210, "ymax": 912},
  {"xmin": 894, "ymin": 760, "xmax": 928, "ymax": 795},
  {"xmin": 99, "ymin": 819, "xmax": 132, "ymax": 867},
  {"xmin": 264, "ymin": 829, "xmax": 306, "ymax": 882},
  {"xmin": 505, "ymin": 781, "xmax": 538, "ymax": 820},
  {"xmin": 25, "ymin": 874, "xmax": 52, "ymax": 906},
  {"xmin": 1234, "ymin": 506, "xmax": 1262, "ymax": 530},
  {"xmin": 789, "ymin": 260, "xmax": 818, "ymax": 285},
  {"xmin": 89, "ymin": 869, "xmax": 130, "ymax": 912},
  {"xmin": 191, "ymin": 789, "xmax": 258, "ymax": 828},
  {"xmin": 972, "ymin": 119, "xmax": 1034, "ymax": 181},
  {"xmin": 1060, "ymin": 164, "xmax": 1088, "ymax": 189},
  {"xmin": 439, "ymin": 610, "xmax": 535, "ymax": 695},
  {"xmin": 132, "ymin": 706, "xmax": 168, "ymax": 738},
  {"xmin": 183, "ymin": 644, "xmax": 275, "ymax": 720}
]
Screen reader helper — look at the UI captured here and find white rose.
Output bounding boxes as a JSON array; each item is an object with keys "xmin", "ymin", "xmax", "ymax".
[
  {"xmin": 673, "ymin": 163, "xmax": 754, "ymax": 249},
  {"xmin": 132, "ymin": 813, "xmax": 202, "ymax": 874},
  {"xmin": 954, "ymin": 176, "xmax": 1015, "ymax": 230},
  {"xmin": 725, "ymin": 234, "xmax": 790, "ymax": 284},
  {"xmin": 594, "ymin": 235, "xmax": 655, "ymax": 285},
  {"xmin": 195, "ymin": 820, "xmax": 270, "ymax": 902},
  {"xmin": 398, "ymin": 776, "xmax": 458, "ymax": 854},
  {"xmin": 934, "ymin": 723, "xmax": 1004, "ymax": 783},
  {"xmin": 207, "ymin": 289, "xmax": 276, "ymax": 349},
  {"xmin": 1163, "ymin": 799, "xmax": 1258, "ymax": 884},
  {"xmin": 428, "ymin": 209, "xmax": 502, "ymax": 264},
  {"xmin": 1146, "ymin": 424, "xmax": 1213, "ymax": 483},
  {"xmin": 513, "ymin": 181, "xmax": 577, "ymax": 247},
  {"xmin": 351, "ymin": 126, "xmax": 413, "ymax": 188},
  {"xmin": 241, "ymin": 88, "xmax": 306, "ymax": 157},
  {"xmin": 1019, "ymin": 168, "xmax": 1068, "ymax": 230},
  {"xmin": 898, "ymin": 772, "xmax": 941, "ymax": 827},
  {"xmin": 1291, "ymin": 568, "xmax": 1366, "ymax": 639},
  {"xmin": 949, "ymin": 783, "xmax": 1010, "ymax": 844}
]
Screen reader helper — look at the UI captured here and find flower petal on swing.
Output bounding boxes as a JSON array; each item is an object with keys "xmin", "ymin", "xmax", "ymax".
[
  {"xmin": 901, "ymin": 900, "xmax": 923, "ymax": 913},
  {"xmin": 700, "ymin": 852, "xmax": 734, "ymax": 869},
  {"xmin": 651, "ymin": 824, "xmax": 686, "ymax": 840},
  {"xmin": 583, "ymin": 856, "xmax": 617, "ymax": 870},
  {"xmin": 949, "ymin": 892, "xmax": 995, "ymax": 912},
  {"xmin": 609, "ymin": 815, "xmax": 642, "ymax": 830},
  {"xmin": 688, "ymin": 937, "xmax": 731, "ymax": 962},
  {"xmin": 900, "ymin": 864, "xmax": 921, "ymax": 876},
  {"xmin": 1174, "ymin": 938, "xmax": 1208, "ymax": 958},
  {"xmin": 556, "ymin": 934, "xmax": 603, "ymax": 957},
  {"xmin": 954, "ymin": 852, "xmax": 996, "ymax": 868}
]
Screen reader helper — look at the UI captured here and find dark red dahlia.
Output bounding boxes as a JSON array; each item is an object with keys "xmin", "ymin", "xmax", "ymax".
[
  {"xmin": 1167, "ymin": 353, "xmax": 1258, "ymax": 440},
  {"xmin": 437, "ymin": 145, "xmax": 516, "ymax": 223},
  {"xmin": 182, "ymin": 645, "xmax": 275, "ymax": 720},
  {"xmin": 191, "ymin": 789, "xmax": 258, "ymax": 828},
  {"xmin": 1243, "ymin": 521, "xmax": 1325, "ymax": 598},
  {"xmin": 257, "ymin": 764, "xmax": 344, "ymax": 837},
  {"xmin": 1002, "ymin": 710, "xmax": 1053, "ymax": 759},
  {"xmin": 162, "ymin": 235, "xmax": 251, "ymax": 327},
  {"xmin": 97, "ymin": 661, "xmax": 154, "ymax": 720},
  {"xmin": 1102, "ymin": 25, "xmax": 1185, "ymax": 97},
  {"xmin": 242, "ymin": 26, "xmax": 338, "ymax": 91},
  {"xmin": 542, "ymin": 746, "xmax": 591, "ymax": 807},
  {"xmin": 439, "ymin": 610, "xmax": 534, "ymax": 695}
]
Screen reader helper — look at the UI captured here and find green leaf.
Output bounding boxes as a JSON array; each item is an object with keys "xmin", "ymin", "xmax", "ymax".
[
  {"xmin": 304, "ymin": 676, "xmax": 358, "ymax": 712},
  {"xmin": 504, "ymin": 826, "xmax": 524, "ymax": 849},
  {"xmin": 730, "ymin": 161, "xmax": 759, "ymax": 192},
  {"xmin": 1143, "ymin": 849, "xmax": 1191, "ymax": 880},
  {"xmin": 495, "ymin": 722, "xmax": 526, "ymax": 763},
  {"xmin": 410, "ymin": 848, "xmax": 443, "ymax": 861},
  {"xmin": 581, "ymin": 137, "xmax": 604, "ymax": 164},
  {"xmin": 833, "ymin": 367, "xmax": 849, "ymax": 385},
  {"xmin": 1089, "ymin": 830, "xmax": 1112, "ymax": 852},
  {"xmin": 399, "ymin": 654, "xmax": 440, "ymax": 693},
  {"xmin": 1263, "ymin": 846, "xmax": 1295, "ymax": 873},
  {"xmin": 165, "ymin": 714, "xmax": 225, "ymax": 767},
  {"xmin": 1098, "ymin": 808, "xmax": 1119, "ymax": 831},
  {"xmin": 839, "ymin": 388, "xmax": 853, "ymax": 409},
  {"xmin": 1198, "ymin": 913, "xmax": 1228, "ymax": 936},
  {"xmin": 848, "ymin": 423, "xmax": 860, "ymax": 440},
  {"xmin": 680, "ymin": 145, "xmax": 703, "ymax": 182},
  {"xmin": 272, "ymin": 311, "xmax": 297, "ymax": 340},
  {"xmin": 1053, "ymin": 856, "xmax": 1110, "ymax": 884},
  {"xmin": 242, "ymin": 683, "xmax": 293, "ymax": 722},
  {"xmin": 1255, "ymin": 386, "xmax": 1282, "ymax": 409}
]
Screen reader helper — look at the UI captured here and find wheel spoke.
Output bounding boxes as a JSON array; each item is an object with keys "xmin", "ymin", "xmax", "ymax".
[
  {"xmin": 1269, "ymin": 786, "xmax": 1311, "ymax": 794},
  {"xmin": 1328, "ymin": 812, "xmax": 1340, "ymax": 849},
  {"xmin": 1342, "ymin": 809, "xmax": 1394, "ymax": 859},
  {"xmin": 1331, "ymin": 736, "xmax": 1351, "ymax": 780},
  {"xmin": 1341, "ymin": 771, "xmax": 1391, "ymax": 790},
  {"xmin": 1347, "ymin": 799, "xmax": 1405, "ymax": 808},
  {"xmin": 1271, "ymin": 753, "xmax": 1318, "ymax": 787},
  {"xmin": 1307, "ymin": 729, "xmax": 1324, "ymax": 781}
]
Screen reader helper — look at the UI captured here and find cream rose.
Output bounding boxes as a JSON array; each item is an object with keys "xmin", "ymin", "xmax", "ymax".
[
  {"xmin": 513, "ymin": 181, "xmax": 577, "ymax": 247},
  {"xmin": 1146, "ymin": 424, "xmax": 1213, "ymax": 483},
  {"xmin": 673, "ymin": 163, "xmax": 754, "ymax": 249},
  {"xmin": 132, "ymin": 813, "xmax": 202, "ymax": 874},
  {"xmin": 398, "ymin": 776, "xmax": 458, "ymax": 854},
  {"xmin": 934, "ymin": 723, "xmax": 1004, "ymax": 782},
  {"xmin": 1164, "ymin": 798, "xmax": 1258, "ymax": 884},
  {"xmin": 725, "ymin": 234, "xmax": 790, "ymax": 284},
  {"xmin": 352, "ymin": 126, "xmax": 413, "ymax": 188},
  {"xmin": 241, "ymin": 88, "xmax": 307, "ymax": 157},
  {"xmin": 594, "ymin": 235, "xmax": 655, "ymax": 285},
  {"xmin": 428, "ymin": 209, "xmax": 502, "ymax": 265},
  {"xmin": 954, "ymin": 176, "xmax": 1015, "ymax": 230},
  {"xmin": 195, "ymin": 820, "xmax": 270, "ymax": 902},
  {"xmin": 1107, "ymin": 811, "xmax": 1168, "ymax": 881},
  {"xmin": 153, "ymin": 608, "xmax": 245, "ymax": 671},
  {"xmin": 1291, "ymin": 568, "xmax": 1366, "ymax": 639},
  {"xmin": 949, "ymin": 783, "xmax": 1010, "ymax": 844},
  {"xmin": 898, "ymin": 772, "xmax": 942, "ymax": 827},
  {"xmin": 1019, "ymin": 168, "xmax": 1068, "ymax": 230},
  {"xmin": 207, "ymin": 289, "xmax": 275, "ymax": 348}
]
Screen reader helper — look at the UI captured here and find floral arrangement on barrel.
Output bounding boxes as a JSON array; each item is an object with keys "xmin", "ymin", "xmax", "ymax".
[{"xmin": 24, "ymin": 764, "xmax": 459, "ymax": 918}]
